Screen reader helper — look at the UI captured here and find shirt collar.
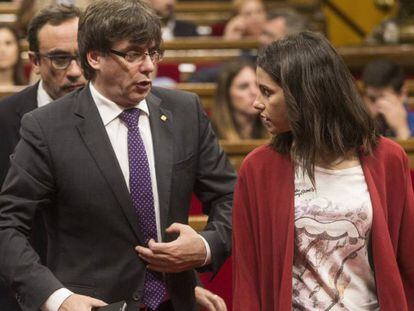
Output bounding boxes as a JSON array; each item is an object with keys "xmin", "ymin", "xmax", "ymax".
[
  {"xmin": 89, "ymin": 82, "xmax": 150, "ymax": 126},
  {"xmin": 37, "ymin": 80, "xmax": 53, "ymax": 108}
]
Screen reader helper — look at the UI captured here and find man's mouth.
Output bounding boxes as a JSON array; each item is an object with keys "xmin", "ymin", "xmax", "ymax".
[
  {"xmin": 136, "ymin": 80, "xmax": 152, "ymax": 91},
  {"xmin": 64, "ymin": 84, "xmax": 84, "ymax": 91}
]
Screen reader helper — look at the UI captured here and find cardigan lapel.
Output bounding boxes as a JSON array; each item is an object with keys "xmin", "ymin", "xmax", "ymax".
[
  {"xmin": 360, "ymin": 150, "xmax": 407, "ymax": 309},
  {"xmin": 73, "ymin": 86, "xmax": 144, "ymax": 242},
  {"xmin": 146, "ymin": 92, "xmax": 173, "ymax": 239}
]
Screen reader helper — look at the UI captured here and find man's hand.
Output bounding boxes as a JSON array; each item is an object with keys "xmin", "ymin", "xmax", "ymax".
[
  {"xmin": 135, "ymin": 223, "xmax": 207, "ymax": 273},
  {"xmin": 377, "ymin": 91, "xmax": 410, "ymax": 139},
  {"xmin": 223, "ymin": 15, "xmax": 246, "ymax": 40},
  {"xmin": 195, "ymin": 286, "xmax": 227, "ymax": 311},
  {"xmin": 58, "ymin": 294, "xmax": 107, "ymax": 311}
]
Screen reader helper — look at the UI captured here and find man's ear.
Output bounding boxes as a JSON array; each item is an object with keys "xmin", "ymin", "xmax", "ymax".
[
  {"xmin": 28, "ymin": 52, "xmax": 41, "ymax": 75},
  {"xmin": 87, "ymin": 50, "xmax": 101, "ymax": 70}
]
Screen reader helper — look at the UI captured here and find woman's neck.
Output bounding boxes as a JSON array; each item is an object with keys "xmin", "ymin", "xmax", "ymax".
[
  {"xmin": 0, "ymin": 68, "xmax": 14, "ymax": 86},
  {"xmin": 316, "ymin": 150, "xmax": 360, "ymax": 170},
  {"xmin": 233, "ymin": 112, "xmax": 256, "ymax": 139}
]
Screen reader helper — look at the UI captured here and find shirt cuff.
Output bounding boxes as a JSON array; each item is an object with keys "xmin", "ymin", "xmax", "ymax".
[
  {"xmin": 198, "ymin": 234, "xmax": 212, "ymax": 266},
  {"xmin": 41, "ymin": 288, "xmax": 74, "ymax": 311}
]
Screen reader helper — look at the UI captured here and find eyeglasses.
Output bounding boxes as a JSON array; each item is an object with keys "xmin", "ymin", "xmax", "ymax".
[
  {"xmin": 36, "ymin": 53, "xmax": 81, "ymax": 70},
  {"xmin": 109, "ymin": 49, "xmax": 164, "ymax": 64}
]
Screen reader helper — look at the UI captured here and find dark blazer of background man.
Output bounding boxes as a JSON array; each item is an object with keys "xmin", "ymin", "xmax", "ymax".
[
  {"xmin": 0, "ymin": 5, "xmax": 85, "ymax": 311},
  {"xmin": 0, "ymin": 1, "xmax": 236, "ymax": 311}
]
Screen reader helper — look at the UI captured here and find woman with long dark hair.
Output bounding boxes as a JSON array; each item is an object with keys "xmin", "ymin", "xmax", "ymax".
[
  {"xmin": 233, "ymin": 32, "xmax": 414, "ymax": 310},
  {"xmin": 213, "ymin": 58, "xmax": 267, "ymax": 140}
]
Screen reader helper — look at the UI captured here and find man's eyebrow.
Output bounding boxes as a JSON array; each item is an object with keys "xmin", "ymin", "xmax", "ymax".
[{"xmin": 45, "ymin": 49, "xmax": 74, "ymax": 55}]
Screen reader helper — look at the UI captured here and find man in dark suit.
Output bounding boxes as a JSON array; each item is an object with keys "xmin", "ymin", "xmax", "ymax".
[
  {"xmin": 0, "ymin": 5, "xmax": 85, "ymax": 311},
  {"xmin": 0, "ymin": 1, "xmax": 235, "ymax": 311}
]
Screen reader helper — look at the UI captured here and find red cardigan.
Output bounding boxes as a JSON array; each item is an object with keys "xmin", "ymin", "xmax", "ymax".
[{"xmin": 232, "ymin": 137, "xmax": 414, "ymax": 310}]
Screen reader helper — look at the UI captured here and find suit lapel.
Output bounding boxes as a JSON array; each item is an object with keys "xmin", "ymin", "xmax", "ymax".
[
  {"xmin": 74, "ymin": 86, "xmax": 144, "ymax": 242},
  {"xmin": 146, "ymin": 92, "xmax": 173, "ymax": 238}
]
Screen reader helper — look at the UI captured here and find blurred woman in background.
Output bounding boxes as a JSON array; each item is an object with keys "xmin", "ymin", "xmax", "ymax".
[
  {"xmin": 0, "ymin": 24, "xmax": 26, "ymax": 86},
  {"xmin": 212, "ymin": 58, "xmax": 267, "ymax": 140}
]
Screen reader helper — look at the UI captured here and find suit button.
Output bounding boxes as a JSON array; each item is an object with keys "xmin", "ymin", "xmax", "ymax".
[{"xmin": 132, "ymin": 291, "xmax": 142, "ymax": 301}]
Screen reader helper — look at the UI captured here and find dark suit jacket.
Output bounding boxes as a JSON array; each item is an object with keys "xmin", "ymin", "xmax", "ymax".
[
  {"xmin": 0, "ymin": 83, "xmax": 46, "ymax": 311},
  {"xmin": 0, "ymin": 85, "xmax": 236, "ymax": 311},
  {"xmin": 0, "ymin": 83, "xmax": 38, "ymax": 184},
  {"xmin": 173, "ymin": 20, "xmax": 199, "ymax": 37}
]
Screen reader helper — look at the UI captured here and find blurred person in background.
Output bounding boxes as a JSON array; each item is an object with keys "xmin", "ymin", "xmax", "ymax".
[
  {"xmin": 258, "ymin": 9, "xmax": 307, "ymax": 47},
  {"xmin": 212, "ymin": 58, "xmax": 267, "ymax": 140},
  {"xmin": 0, "ymin": 24, "xmax": 26, "ymax": 86},
  {"xmin": 190, "ymin": 9, "xmax": 306, "ymax": 83},
  {"xmin": 362, "ymin": 59, "xmax": 414, "ymax": 140},
  {"xmin": 146, "ymin": 0, "xmax": 199, "ymax": 40},
  {"xmin": 223, "ymin": 0, "xmax": 266, "ymax": 40}
]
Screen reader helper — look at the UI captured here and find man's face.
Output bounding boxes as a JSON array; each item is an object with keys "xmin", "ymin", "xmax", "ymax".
[
  {"xmin": 363, "ymin": 86, "xmax": 404, "ymax": 117},
  {"xmin": 89, "ymin": 40, "xmax": 156, "ymax": 108},
  {"xmin": 31, "ymin": 18, "xmax": 86, "ymax": 100},
  {"xmin": 148, "ymin": 0, "xmax": 175, "ymax": 20},
  {"xmin": 259, "ymin": 17, "xmax": 287, "ymax": 47}
]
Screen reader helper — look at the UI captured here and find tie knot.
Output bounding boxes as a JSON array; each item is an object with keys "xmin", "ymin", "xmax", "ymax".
[{"xmin": 119, "ymin": 108, "xmax": 140, "ymax": 129}]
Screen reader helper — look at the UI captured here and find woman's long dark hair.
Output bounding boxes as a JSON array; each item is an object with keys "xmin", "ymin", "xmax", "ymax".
[
  {"xmin": 257, "ymin": 31, "xmax": 378, "ymax": 183},
  {"xmin": 0, "ymin": 24, "xmax": 26, "ymax": 85}
]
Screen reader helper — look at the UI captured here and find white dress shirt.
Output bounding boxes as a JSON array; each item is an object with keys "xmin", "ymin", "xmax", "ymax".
[
  {"xmin": 42, "ymin": 83, "xmax": 211, "ymax": 311},
  {"xmin": 36, "ymin": 80, "xmax": 53, "ymax": 108}
]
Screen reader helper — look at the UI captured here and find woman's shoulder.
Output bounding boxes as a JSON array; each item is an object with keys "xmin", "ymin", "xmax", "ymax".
[
  {"xmin": 374, "ymin": 137, "xmax": 406, "ymax": 160},
  {"xmin": 240, "ymin": 144, "xmax": 289, "ymax": 173}
]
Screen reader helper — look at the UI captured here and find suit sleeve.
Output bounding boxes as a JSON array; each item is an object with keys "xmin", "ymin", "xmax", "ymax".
[
  {"xmin": 397, "ymin": 152, "xmax": 414, "ymax": 308},
  {"xmin": 232, "ymin": 170, "xmax": 260, "ymax": 310},
  {"xmin": 0, "ymin": 113, "xmax": 63, "ymax": 311},
  {"xmin": 192, "ymin": 94, "xmax": 237, "ymax": 275}
]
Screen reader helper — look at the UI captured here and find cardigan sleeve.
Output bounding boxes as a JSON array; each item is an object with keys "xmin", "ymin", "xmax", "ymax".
[
  {"xmin": 232, "ymin": 170, "xmax": 261, "ymax": 310},
  {"xmin": 396, "ymin": 152, "xmax": 414, "ymax": 308}
]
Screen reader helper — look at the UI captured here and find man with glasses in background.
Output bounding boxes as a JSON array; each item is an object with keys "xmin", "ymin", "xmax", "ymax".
[
  {"xmin": 0, "ymin": 5, "xmax": 85, "ymax": 311},
  {"xmin": 0, "ymin": 1, "xmax": 234, "ymax": 311}
]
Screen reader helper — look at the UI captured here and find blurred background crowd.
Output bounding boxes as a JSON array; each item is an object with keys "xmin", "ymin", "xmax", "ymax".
[{"xmin": 1, "ymin": 0, "xmax": 414, "ymax": 142}]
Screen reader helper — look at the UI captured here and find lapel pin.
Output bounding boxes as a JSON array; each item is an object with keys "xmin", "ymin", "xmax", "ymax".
[{"xmin": 160, "ymin": 115, "xmax": 167, "ymax": 121}]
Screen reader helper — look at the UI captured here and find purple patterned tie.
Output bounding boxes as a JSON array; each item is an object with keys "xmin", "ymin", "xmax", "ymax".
[{"xmin": 119, "ymin": 108, "xmax": 166, "ymax": 310}]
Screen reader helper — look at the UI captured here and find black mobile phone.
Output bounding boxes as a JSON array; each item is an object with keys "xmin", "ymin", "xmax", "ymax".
[{"xmin": 91, "ymin": 301, "xmax": 127, "ymax": 311}]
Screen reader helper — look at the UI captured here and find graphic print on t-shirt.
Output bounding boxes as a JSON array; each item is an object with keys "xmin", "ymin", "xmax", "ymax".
[{"xmin": 292, "ymin": 166, "xmax": 378, "ymax": 311}]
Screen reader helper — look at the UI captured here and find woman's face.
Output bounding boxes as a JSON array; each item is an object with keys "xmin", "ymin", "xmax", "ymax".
[
  {"xmin": 0, "ymin": 28, "xmax": 19, "ymax": 70},
  {"xmin": 229, "ymin": 66, "xmax": 259, "ymax": 117},
  {"xmin": 254, "ymin": 66, "xmax": 290, "ymax": 135},
  {"xmin": 240, "ymin": 0, "xmax": 266, "ymax": 37}
]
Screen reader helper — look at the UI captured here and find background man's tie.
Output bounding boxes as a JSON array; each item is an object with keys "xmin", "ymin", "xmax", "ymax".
[{"xmin": 119, "ymin": 108, "xmax": 166, "ymax": 310}]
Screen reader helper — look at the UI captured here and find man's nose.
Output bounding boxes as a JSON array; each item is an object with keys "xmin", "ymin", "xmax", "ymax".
[
  {"xmin": 66, "ymin": 59, "xmax": 83, "ymax": 78},
  {"xmin": 140, "ymin": 54, "xmax": 155, "ymax": 74}
]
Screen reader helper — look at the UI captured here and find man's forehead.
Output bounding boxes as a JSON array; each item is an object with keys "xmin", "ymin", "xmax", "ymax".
[
  {"xmin": 364, "ymin": 86, "xmax": 395, "ymax": 96},
  {"xmin": 37, "ymin": 18, "xmax": 78, "ymax": 52},
  {"xmin": 113, "ymin": 39, "xmax": 157, "ymax": 50}
]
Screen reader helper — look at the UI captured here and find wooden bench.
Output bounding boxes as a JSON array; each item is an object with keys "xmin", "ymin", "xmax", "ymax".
[{"xmin": 0, "ymin": 2, "xmax": 17, "ymax": 24}]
